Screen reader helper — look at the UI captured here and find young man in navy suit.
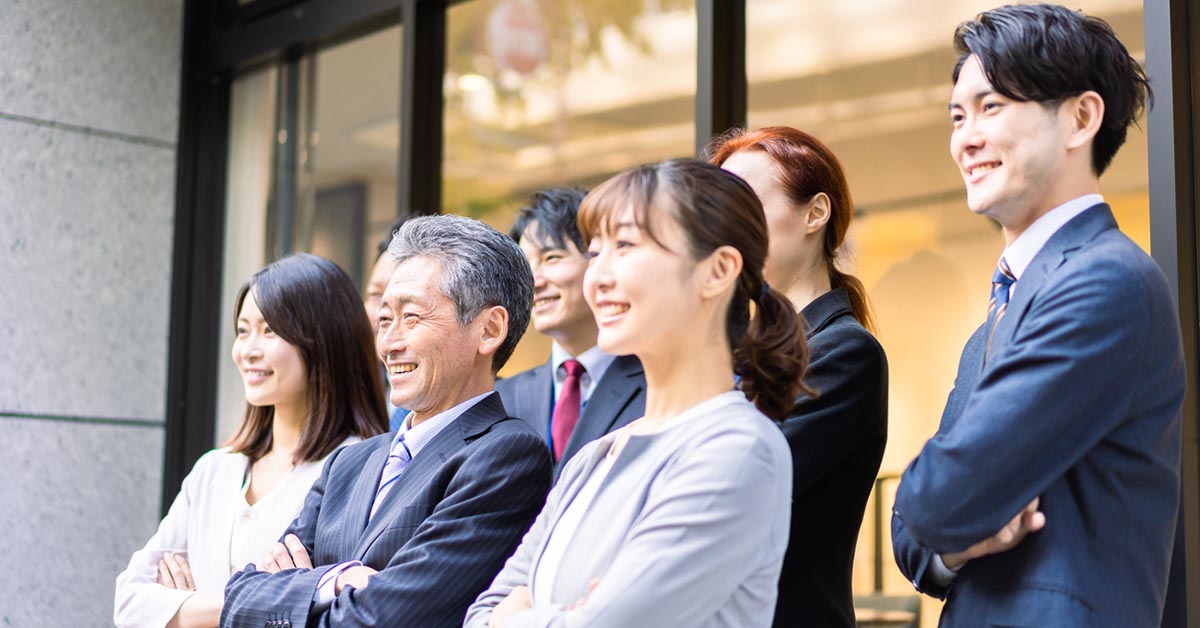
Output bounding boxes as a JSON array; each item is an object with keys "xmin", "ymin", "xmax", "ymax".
[
  {"xmin": 497, "ymin": 189, "xmax": 646, "ymax": 475},
  {"xmin": 221, "ymin": 215, "xmax": 552, "ymax": 628},
  {"xmin": 892, "ymin": 5, "xmax": 1185, "ymax": 626}
]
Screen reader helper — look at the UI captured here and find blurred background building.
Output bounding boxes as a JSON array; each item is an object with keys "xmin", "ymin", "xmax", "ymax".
[{"xmin": 0, "ymin": 1, "xmax": 1196, "ymax": 626}]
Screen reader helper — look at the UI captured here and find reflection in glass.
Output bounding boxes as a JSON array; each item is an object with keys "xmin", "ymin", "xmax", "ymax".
[
  {"xmin": 218, "ymin": 26, "xmax": 402, "ymax": 442},
  {"xmin": 444, "ymin": 0, "xmax": 697, "ymax": 375},
  {"xmin": 218, "ymin": 66, "xmax": 279, "ymax": 443}
]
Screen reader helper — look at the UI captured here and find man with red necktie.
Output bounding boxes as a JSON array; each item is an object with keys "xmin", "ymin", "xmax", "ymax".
[{"xmin": 497, "ymin": 188, "xmax": 646, "ymax": 477}]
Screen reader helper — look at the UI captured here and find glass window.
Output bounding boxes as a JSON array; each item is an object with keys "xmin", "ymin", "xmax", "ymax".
[
  {"xmin": 218, "ymin": 65, "xmax": 279, "ymax": 443},
  {"xmin": 746, "ymin": 2, "xmax": 1146, "ymax": 624},
  {"xmin": 443, "ymin": 0, "xmax": 698, "ymax": 376},
  {"xmin": 216, "ymin": 25, "xmax": 402, "ymax": 442}
]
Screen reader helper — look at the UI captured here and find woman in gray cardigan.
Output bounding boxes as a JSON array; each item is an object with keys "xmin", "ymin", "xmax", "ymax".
[{"xmin": 465, "ymin": 159, "xmax": 812, "ymax": 628}]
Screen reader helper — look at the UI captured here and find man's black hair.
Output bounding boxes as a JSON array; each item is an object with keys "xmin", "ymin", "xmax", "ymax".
[
  {"xmin": 508, "ymin": 187, "xmax": 589, "ymax": 252},
  {"xmin": 952, "ymin": 3, "xmax": 1151, "ymax": 175},
  {"xmin": 376, "ymin": 215, "xmax": 412, "ymax": 257}
]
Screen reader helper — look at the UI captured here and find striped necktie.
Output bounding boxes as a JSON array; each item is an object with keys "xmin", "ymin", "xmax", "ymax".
[
  {"xmin": 984, "ymin": 257, "xmax": 1016, "ymax": 361},
  {"xmin": 370, "ymin": 434, "xmax": 412, "ymax": 520}
]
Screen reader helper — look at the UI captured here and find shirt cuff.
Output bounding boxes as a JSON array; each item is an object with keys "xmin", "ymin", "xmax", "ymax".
[
  {"xmin": 929, "ymin": 553, "xmax": 961, "ymax": 586},
  {"xmin": 313, "ymin": 561, "xmax": 363, "ymax": 608}
]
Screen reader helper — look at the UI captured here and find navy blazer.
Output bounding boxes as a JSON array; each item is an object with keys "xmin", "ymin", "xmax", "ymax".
[
  {"xmin": 892, "ymin": 205, "xmax": 1185, "ymax": 627},
  {"xmin": 496, "ymin": 353, "xmax": 645, "ymax": 477},
  {"xmin": 220, "ymin": 392, "xmax": 553, "ymax": 628},
  {"xmin": 774, "ymin": 288, "xmax": 888, "ymax": 628}
]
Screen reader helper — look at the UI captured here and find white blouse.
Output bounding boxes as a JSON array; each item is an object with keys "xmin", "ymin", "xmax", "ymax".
[{"xmin": 113, "ymin": 439, "xmax": 356, "ymax": 628}]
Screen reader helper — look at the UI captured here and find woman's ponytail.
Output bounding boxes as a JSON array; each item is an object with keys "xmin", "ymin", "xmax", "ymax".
[
  {"xmin": 734, "ymin": 284, "xmax": 814, "ymax": 421},
  {"xmin": 829, "ymin": 265, "xmax": 875, "ymax": 333}
]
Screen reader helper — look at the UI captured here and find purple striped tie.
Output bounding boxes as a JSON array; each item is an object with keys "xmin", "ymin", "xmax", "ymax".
[{"xmin": 370, "ymin": 434, "xmax": 412, "ymax": 520}]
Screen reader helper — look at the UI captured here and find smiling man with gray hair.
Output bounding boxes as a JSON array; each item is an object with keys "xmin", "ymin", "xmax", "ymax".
[{"xmin": 221, "ymin": 214, "xmax": 552, "ymax": 628}]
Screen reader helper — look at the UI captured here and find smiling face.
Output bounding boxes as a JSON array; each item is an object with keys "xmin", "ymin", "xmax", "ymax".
[
  {"xmin": 950, "ymin": 55, "xmax": 1072, "ymax": 235},
  {"xmin": 376, "ymin": 256, "xmax": 489, "ymax": 422},
  {"xmin": 518, "ymin": 226, "xmax": 597, "ymax": 352},
  {"xmin": 231, "ymin": 291, "xmax": 308, "ymax": 410},
  {"xmin": 583, "ymin": 206, "xmax": 704, "ymax": 359}
]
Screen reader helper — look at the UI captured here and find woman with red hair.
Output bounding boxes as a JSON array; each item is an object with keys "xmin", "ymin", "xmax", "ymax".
[{"xmin": 709, "ymin": 126, "xmax": 889, "ymax": 628}]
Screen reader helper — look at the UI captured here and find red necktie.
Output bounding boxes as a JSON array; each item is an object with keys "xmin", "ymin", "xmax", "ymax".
[{"xmin": 551, "ymin": 359, "xmax": 585, "ymax": 460}]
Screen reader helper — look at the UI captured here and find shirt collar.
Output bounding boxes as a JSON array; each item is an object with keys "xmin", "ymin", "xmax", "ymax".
[
  {"xmin": 392, "ymin": 390, "xmax": 493, "ymax": 458},
  {"xmin": 550, "ymin": 342, "xmax": 616, "ymax": 383},
  {"xmin": 1003, "ymin": 194, "xmax": 1103, "ymax": 280}
]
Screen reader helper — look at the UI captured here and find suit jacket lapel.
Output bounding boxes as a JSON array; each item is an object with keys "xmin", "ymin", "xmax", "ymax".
[
  {"xmin": 344, "ymin": 437, "xmax": 394, "ymax": 549},
  {"xmin": 352, "ymin": 392, "xmax": 508, "ymax": 557},
  {"xmin": 563, "ymin": 355, "xmax": 644, "ymax": 462},
  {"xmin": 527, "ymin": 362, "xmax": 553, "ymax": 439},
  {"xmin": 984, "ymin": 204, "xmax": 1116, "ymax": 367}
]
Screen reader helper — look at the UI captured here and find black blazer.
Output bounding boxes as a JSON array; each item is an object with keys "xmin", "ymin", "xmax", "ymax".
[
  {"xmin": 220, "ymin": 393, "xmax": 553, "ymax": 628},
  {"xmin": 774, "ymin": 288, "xmax": 888, "ymax": 628},
  {"xmin": 496, "ymin": 353, "xmax": 645, "ymax": 478}
]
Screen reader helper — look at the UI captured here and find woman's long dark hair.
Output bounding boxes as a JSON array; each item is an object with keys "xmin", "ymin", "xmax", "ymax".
[
  {"xmin": 227, "ymin": 253, "xmax": 388, "ymax": 463},
  {"xmin": 707, "ymin": 126, "xmax": 875, "ymax": 332},
  {"xmin": 577, "ymin": 159, "xmax": 812, "ymax": 421}
]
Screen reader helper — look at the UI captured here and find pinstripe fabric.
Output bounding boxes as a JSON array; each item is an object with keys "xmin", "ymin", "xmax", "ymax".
[{"xmin": 220, "ymin": 392, "xmax": 553, "ymax": 628}]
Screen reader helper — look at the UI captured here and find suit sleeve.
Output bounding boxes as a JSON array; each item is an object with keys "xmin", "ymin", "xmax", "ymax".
[
  {"xmin": 780, "ymin": 323, "xmax": 886, "ymax": 494},
  {"xmin": 313, "ymin": 427, "xmax": 552, "ymax": 628},
  {"xmin": 890, "ymin": 326, "xmax": 987, "ymax": 599},
  {"xmin": 499, "ymin": 426, "xmax": 790, "ymax": 628},
  {"xmin": 894, "ymin": 258, "xmax": 1151, "ymax": 552},
  {"xmin": 890, "ymin": 510, "xmax": 950, "ymax": 599},
  {"xmin": 114, "ymin": 452, "xmax": 217, "ymax": 627},
  {"xmin": 219, "ymin": 449, "xmax": 343, "ymax": 628}
]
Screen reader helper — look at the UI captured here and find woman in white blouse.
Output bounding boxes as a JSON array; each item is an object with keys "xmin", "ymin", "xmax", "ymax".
[
  {"xmin": 466, "ymin": 159, "xmax": 812, "ymax": 628},
  {"xmin": 114, "ymin": 253, "xmax": 388, "ymax": 628}
]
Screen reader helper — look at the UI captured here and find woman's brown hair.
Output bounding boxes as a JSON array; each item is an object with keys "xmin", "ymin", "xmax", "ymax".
[
  {"xmin": 227, "ymin": 253, "xmax": 388, "ymax": 463},
  {"xmin": 706, "ymin": 126, "xmax": 875, "ymax": 332},
  {"xmin": 577, "ymin": 159, "xmax": 813, "ymax": 421}
]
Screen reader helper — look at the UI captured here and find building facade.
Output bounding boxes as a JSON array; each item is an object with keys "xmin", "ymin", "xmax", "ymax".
[{"xmin": 1, "ymin": 0, "xmax": 1196, "ymax": 626}]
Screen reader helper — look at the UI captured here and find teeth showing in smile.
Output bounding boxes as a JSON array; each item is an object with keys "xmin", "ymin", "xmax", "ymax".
[
  {"xmin": 245, "ymin": 369, "xmax": 272, "ymax": 377},
  {"xmin": 970, "ymin": 163, "xmax": 998, "ymax": 176},
  {"xmin": 534, "ymin": 296, "xmax": 559, "ymax": 308},
  {"xmin": 389, "ymin": 364, "xmax": 416, "ymax": 375},
  {"xmin": 599, "ymin": 304, "xmax": 629, "ymax": 316}
]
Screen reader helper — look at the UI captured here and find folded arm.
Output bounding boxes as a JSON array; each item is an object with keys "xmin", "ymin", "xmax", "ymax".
[
  {"xmin": 219, "ymin": 450, "xmax": 341, "ymax": 628},
  {"xmin": 499, "ymin": 428, "xmax": 789, "ymax": 628},
  {"xmin": 116, "ymin": 453, "xmax": 212, "ymax": 628},
  {"xmin": 894, "ymin": 262, "xmax": 1147, "ymax": 552},
  {"xmin": 313, "ymin": 428, "xmax": 551, "ymax": 627}
]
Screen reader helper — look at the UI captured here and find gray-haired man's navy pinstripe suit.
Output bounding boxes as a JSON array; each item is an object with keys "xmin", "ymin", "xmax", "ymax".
[{"xmin": 220, "ymin": 392, "xmax": 552, "ymax": 628}]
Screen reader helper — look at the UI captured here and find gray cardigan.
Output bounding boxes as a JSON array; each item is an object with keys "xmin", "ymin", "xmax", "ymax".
[{"xmin": 464, "ymin": 391, "xmax": 792, "ymax": 628}]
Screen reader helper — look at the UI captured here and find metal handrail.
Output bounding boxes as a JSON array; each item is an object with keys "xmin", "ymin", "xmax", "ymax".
[{"xmin": 872, "ymin": 472, "xmax": 903, "ymax": 593}]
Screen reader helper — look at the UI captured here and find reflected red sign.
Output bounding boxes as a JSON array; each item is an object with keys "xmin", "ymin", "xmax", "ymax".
[{"xmin": 486, "ymin": 0, "xmax": 549, "ymax": 76}]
